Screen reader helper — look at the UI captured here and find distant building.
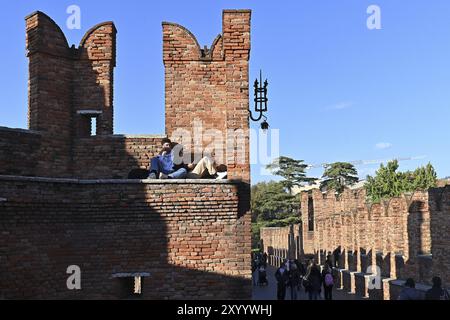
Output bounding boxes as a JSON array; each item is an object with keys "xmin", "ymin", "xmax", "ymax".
[
  {"xmin": 292, "ymin": 179, "xmax": 367, "ymax": 195},
  {"xmin": 437, "ymin": 178, "xmax": 450, "ymax": 187},
  {"xmin": 291, "ymin": 180, "xmax": 321, "ymax": 195}
]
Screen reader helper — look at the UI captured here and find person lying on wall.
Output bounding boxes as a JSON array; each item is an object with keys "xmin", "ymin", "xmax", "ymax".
[{"xmin": 148, "ymin": 138, "xmax": 227, "ymax": 180}]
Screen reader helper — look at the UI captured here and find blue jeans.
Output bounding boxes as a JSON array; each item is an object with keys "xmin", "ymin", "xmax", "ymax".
[
  {"xmin": 309, "ymin": 290, "xmax": 319, "ymax": 300},
  {"xmin": 290, "ymin": 285, "xmax": 297, "ymax": 300},
  {"xmin": 149, "ymin": 157, "xmax": 187, "ymax": 179}
]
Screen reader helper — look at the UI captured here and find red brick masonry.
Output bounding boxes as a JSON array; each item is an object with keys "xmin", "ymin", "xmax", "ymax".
[
  {"xmin": 0, "ymin": 10, "xmax": 251, "ymax": 181},
  {"xmin": 0, "ymin": 176, "xmax": 251, "ymax": 299},
  {"xmin": 0, "ymin": 10, "xmax": 252, "ymax": 299}
]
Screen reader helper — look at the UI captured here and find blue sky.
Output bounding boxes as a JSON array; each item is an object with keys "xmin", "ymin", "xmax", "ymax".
[{"xmin": 1, "ymin": 1, "xmax": 450, "ymax": 184}]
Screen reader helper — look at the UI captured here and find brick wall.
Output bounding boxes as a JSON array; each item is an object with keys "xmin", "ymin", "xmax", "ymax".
[
  {"xmin": 163, "ymin": 10, "xmax": 251, "ymax": 182},
  {"xmin": 298, "ymin": 188, "xmax": 435, "ymax": 279},
  {"xmin": 25, "ymin": 12, "xmax": 75, "ymax": 177},
  {"xmin": 428, "ymin": 187, "xmax": 450, "ymax": 287},
  {"xmin": 260, "ymin": 224, "xmax": 302, "ymax": 267},
  {"xmin": 1, "ymin": 10, "xmax": 252, "ymax": 182},
  {"xmin": 0, "ymin": 127, "xmax": 41, "ymax": 176},
  {"xmin": 260, "ymin": 186, "xmax": 450, "ymax": 299},
  {"xmin": 74, "ymin": 22, "xmax": 116, "ymax": 136},
  {"xmin": 21, "ymin": 11, "xmax": 119, "ymax": 178},
  {"xmin": 0, "ymin": 176, "xmax": 251, "ymax": 299},
  {"xmin": 27, "ymin": 11, "xmax": 116, "ymax": 137},
  {"xmin": 72, "ymin": 135, "xmax": 166, "ymax": 179},
  {"xmin": 0, "ymin": 128, "xmax": 166, "ymax": 179},
  {"xmin": 0, "ymin": 10, "xmax": 253, "ymax": 300}
]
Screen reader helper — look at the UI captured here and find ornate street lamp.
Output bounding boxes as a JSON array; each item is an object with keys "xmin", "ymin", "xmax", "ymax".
[{"xmin": 249, "ymin": 70, "xmax": 270, "ymax": 131}]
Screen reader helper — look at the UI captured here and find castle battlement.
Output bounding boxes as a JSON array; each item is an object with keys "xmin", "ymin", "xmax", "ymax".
[
  {"xmin": 1, "ymin": 10, "xmax": 251, "ymax": 181},
  {"xmin": 0, "ymin": 10, "xmax": 252, "ymax": 300},
  {"xmin": 260, "ymin": 185, "xmax": 450, "ymax": 300}
]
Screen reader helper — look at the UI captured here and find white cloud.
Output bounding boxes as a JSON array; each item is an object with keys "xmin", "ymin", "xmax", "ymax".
[
  {"xmin": 325, "ymin": 101, "xmax": 354, "ymax": 111},
  {"xmin": 375, "ymin": 142, "xmax": 393, "ymax": 150}
]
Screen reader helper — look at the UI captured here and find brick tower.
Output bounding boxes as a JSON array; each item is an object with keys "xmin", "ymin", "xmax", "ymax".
[{"xmin": 163, "ymin": 10, "xmax": 251, "ymax": 182}]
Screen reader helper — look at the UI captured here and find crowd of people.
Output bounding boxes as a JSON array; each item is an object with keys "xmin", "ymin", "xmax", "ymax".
[
  {"xmin": 253, "ymin": 251, "xmax": 450, "ymax": 301},
  {"xmin": 252, "ymin": 252, "xmax": 335, "ymax": 301},
  {"xmin": 273, "ymin": 258, "xmax": 335, "ymax": 300}
]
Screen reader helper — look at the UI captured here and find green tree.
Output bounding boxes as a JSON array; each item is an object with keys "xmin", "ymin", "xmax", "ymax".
[
  {"xmin": 320, "ymin": 162, "xmax": 359, "ymax": 194},
  {"xmin": 251, "ymin": 181, "xmax": 299, "ymax": 222},
  {"xmin": 412, "ymin": 163, "xmax": 437, "ymax": 190},
  {"xmin": 251, "ymin": 181, "xmax": 301, "ymax": 249},
  {"xmin": 365, "ymin": 160, "xmax": 437, "ymax": 203},
  {"xmin": 266, "ymin": 156, "xmax": 315, "ymax": 193},
  {"xmin": 365, "ymin": 160, "xmax": 404, "ymax": 202}
]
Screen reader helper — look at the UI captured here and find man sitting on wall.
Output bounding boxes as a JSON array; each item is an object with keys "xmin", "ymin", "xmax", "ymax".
[{"xmin": 148, "ymin": 138, "xmax": 227, "ymax": 180}]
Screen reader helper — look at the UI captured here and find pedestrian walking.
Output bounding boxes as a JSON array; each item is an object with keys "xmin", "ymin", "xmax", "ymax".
[
  {"xmin": 425, "ymin": 277, "xmax": 450, "ymax": 300},
  {"xmin": 305, "ymin": 260, "xmax": 322, "ymax": 300},
  {"xmin": 322, "ymin": 265, "xmax": 334, "ymax": 300},
  {"xmin": 288, "ymin": 261, "xmax": 300, "ymax": 300},
  {"xmin": 275, "ymin": 262, "xmax": 289, "ymax": 300},
  {"xmin": 398, "ymin": 278, "xmax": 423, "ymax": 300}
]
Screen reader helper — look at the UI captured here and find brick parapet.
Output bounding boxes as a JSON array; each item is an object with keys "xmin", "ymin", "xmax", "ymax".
[
  {"xmin": 261, "ymin": 186, "xmax": 450, "ymax": 299},
  {"xmin": 0, "ymin": 178, "xmax": 251, "ymax": 299}
]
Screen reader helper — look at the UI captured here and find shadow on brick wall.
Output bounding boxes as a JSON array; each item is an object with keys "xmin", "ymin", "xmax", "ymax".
[
  {"xmin": 0, "ymin": 178, "xmax": 251, "ymax": 300},
  {"xmin": 0, "ymin": 11, "xmax": 252, "ymax": 300},
  {"xmin": 428, "ymin": 187, "xmax": 450, "ymax": 287}
]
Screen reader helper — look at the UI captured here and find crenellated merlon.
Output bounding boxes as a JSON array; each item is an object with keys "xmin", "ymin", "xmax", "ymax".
[
  {"xmin": 162, "ymin": 9, "xmax": 251, "ymax": 64},
  {"xmin": 25, "ymin": 11, "xmax": 116, "ymax": 136},
  {"xmin": 25, "ymin": 11, "xmax": 116, "ymax": 62}
]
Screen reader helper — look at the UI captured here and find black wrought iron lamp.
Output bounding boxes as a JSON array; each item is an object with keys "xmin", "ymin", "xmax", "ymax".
[{"xmin": 249, "ymin": 70, "xmax": 270, "ymax": 131}]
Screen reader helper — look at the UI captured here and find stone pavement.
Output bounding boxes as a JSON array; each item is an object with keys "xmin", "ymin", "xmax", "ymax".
[{"xmin": 252, "ymin": 265, "xmax": 363, "ymax": 300}]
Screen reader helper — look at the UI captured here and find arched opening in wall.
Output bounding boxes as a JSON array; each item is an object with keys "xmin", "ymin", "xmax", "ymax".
[
  {"xmin": 408, "ymin": 200, "xmax": 427, "ymax": 256},
  {"xmin": 308, "ymin": 195, "xmax": 314, "ymax": 232}
]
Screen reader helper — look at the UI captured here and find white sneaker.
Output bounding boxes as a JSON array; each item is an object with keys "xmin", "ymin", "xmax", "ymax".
[
  {"xmin": 148, "ymin": 172, "xmax": 157, "ymax": 179},
  {"xmin": 215, "ymin": 171, "xmax": 228, "ymax": 180},
  {"xmin": 159, "ymin": 173, "xmax": 169, "ymax": 180}
]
